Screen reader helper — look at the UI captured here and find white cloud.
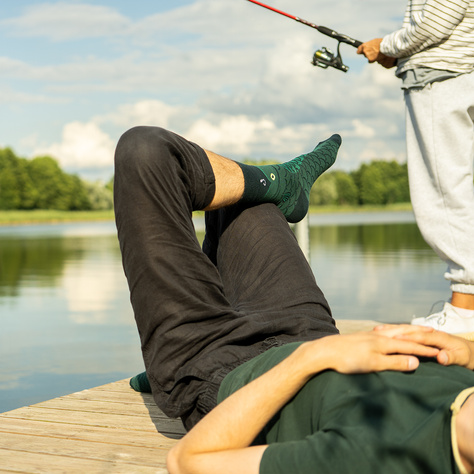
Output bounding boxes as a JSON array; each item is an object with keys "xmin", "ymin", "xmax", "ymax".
[
  {"xmin": 3, "ymin": 0, "xmax": 410, "ymax": 178},
  {"xmin": 34, "ymin": 121, "xmax": 116, "ymax": 169},
  {"xmin": 2, "ymin": 3, "xmax": 130, "ymax": 41},
  {"xmin": 345, "ymin": 119, "xmax": 376, "ymax": 139},
  {"xmin": 98, "ymin": 99, "xmax": 191, "ymax": 130},
  {"xmin": 187, "ymin": 116, "xmax": 275, "ymax": 155},
  {"xmin": 0, "ymin": 88, "xmax": 53, "ymax": 105}
]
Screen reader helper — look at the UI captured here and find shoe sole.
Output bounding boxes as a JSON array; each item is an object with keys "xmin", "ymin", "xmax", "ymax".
[{"xmin": 455, "ymin": 331, "xmax": 474, "ymax": 342}]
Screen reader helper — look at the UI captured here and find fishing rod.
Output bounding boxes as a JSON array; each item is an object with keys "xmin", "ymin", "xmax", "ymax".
[{"xmin": 246, "ymin": 0, "xmax": 363, "ymax": 72}]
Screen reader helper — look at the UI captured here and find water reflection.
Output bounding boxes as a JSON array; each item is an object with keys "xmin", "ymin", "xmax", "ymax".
[
  {"xmin": 0, "ymin": 216, "xmax": 449, "ymax": 413},
  {"xmin": 310, "ymin": 222, "xmax": 448, "ymax": 322},
  {"xmin": 0, "ymin": 222, "xmax": 143, "ymax": 413}
]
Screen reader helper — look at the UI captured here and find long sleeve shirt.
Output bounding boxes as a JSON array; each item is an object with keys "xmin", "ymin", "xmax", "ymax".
[{"xmin": 380, "ymin": 0, "xmax": 474, "ymax": 76}]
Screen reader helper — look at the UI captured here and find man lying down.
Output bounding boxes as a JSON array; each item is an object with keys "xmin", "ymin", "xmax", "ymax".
[{"xmin": 114, "ymin": 126, "xmax": 474, "ymax": 474}]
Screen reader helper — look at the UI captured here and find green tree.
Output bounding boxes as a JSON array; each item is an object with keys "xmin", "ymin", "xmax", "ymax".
[
  {"xmin": 27, "ymin": 156, "xmax": 68, "ymax": 209},
  {"xmin": 85, "ymin": 181, "xmax": 113, "ymax": 210},
  {"xmin": 310, "ymin": 173, "xmax": 338, "ymax": 205},
  {"xmin": 63, "ymin": 175, "xmax": 92, "ymax": 210},
  {"xmin": 385, "ymin": 162, "xmax": 410, "ymax": 203},
  {"xmin": 352, "ymin": 160, "xmax": 409, "ymax": 205},
  {"xmin": 357, "ymin": 163, "xmax": 386, "ymax": 205},
  {"xmin": 26, "ymin": 155, "xmax": 91, "ymax": 210},
  {"xmin": 333, "ymin": 171, "xmax": 358, "ymax": 205},
  {"xmin": 0, "ymin": 148, "xmax": 37, "ymax": 209},
  {"xmin": 0, "ymin": 149, "xmax": 20, "ymax": 209},
  {"xmin": 106, "ymin": 176, "xmax": 114, "ymax": 193}
]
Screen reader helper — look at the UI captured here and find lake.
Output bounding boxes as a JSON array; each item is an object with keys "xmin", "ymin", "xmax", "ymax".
[{"xmin": 0, "ymin": 212, "xmax": 449, "ymax": 413}]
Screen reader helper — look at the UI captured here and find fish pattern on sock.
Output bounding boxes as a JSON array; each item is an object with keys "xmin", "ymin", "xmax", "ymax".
[{"xmin": 238, "ymin": 134, "xmax": 341, "ymax": 223}]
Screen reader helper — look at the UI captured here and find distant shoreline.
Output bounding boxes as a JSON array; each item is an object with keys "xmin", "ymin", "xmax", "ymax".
[
  {"xmin": 0, "ymin": 203, "xmax": 413, "ymax": 226},
  {"xmin": 0, "ymin": 210, "xmax": 115, "ymax": 226}
]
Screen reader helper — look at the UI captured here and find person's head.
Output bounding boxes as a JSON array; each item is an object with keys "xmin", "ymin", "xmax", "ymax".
[{"xmin": 456, "ymin": 394, "xmax": 474, "ymax": 474}]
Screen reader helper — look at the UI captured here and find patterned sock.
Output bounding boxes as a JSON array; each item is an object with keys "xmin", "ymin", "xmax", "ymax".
[
  {"xmin": 237, "ymin": 134, "xmax": 341, "ymax": 223},
  {"xmin": 129, "ymin": 371, "xmax": 151, "ymax": 393}
]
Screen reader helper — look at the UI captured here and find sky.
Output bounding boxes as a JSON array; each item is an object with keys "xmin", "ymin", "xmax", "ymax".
[{"xmin": 1, "ymin": 0, "xmax": 408, "ymax": 182}]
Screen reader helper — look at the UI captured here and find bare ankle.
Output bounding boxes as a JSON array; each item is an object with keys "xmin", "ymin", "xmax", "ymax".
[{"xmin": 451, "ymin": 292, "xmax": 474, "ymax": 311}]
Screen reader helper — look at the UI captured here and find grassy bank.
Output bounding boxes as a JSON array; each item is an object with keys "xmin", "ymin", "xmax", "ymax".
[
  {"xmin": 308, "ymin": 202, "xmax": 413, "ymax": 214},
  {"xmin": 0, "ymin": 203, "xmax": 413, "ymax": 226},
  {"xmin": 0, "ymin": 209, "xmax": 115, "ymax": 225}
]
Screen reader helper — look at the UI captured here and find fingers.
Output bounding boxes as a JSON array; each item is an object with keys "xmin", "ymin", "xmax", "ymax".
[
  {"xmin": 392, "ymin": 329, "xmax": 474, "ymax": 369},
  {"xmin": 379, "ymin": 354, "xmax": 420, "ymax": 372},
  {"xmin": 331, "ymin": 332, "xmax": 439, "ymax": 374},
  {"xmin": 356, "ymin": 38, "xmax": 383, "ymax": 62},
  {"xmin": 437, "ymin": 350, "xmax": 450, "ymax": 366},
  {"xmin": 339, "ymin": 327, "xmax": 473, "ymax": 371},
  {"xmin": 395, "ymin": 327, "xmax": 456, "ymax": 348},
  {"xmin": 356, "ymin": 43, "xmax": 375, "ymax": 61},
  {"xmin": 374, "ymin": 324, "xmax": 434, "ymax": 338},
  {"xmin": 382, "ymin": 336, "xmax": 439, "ymax": 359}
]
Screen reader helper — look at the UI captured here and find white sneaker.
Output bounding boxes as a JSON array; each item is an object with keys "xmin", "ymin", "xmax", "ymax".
[{"xmin": 411, "ymin": 302, "xmax": 474, "ymax": 340}]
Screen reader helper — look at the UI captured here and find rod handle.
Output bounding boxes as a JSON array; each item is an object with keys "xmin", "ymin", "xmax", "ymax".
[{"xmin": 317, "ymin": 25, "xmax": 362, "ymax": 48}]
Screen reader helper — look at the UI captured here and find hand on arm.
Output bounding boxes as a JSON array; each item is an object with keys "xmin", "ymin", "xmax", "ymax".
[
  {"xmin": 167, "ymin": 332, "xmax": 440, "ymax": 474},
  {"xmin": 373, "ymin": 324, "xmax": 474, "ymax": 370}
]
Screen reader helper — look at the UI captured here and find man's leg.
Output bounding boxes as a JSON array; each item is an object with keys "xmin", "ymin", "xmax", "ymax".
[
  {"xmin": 179, "ymin": 132, "xmax": 341, "ymax": 218},
  {"xmin": 115, "ymin": 126, "xmax": 339, "ymax": 428},
  {"xmin": 203, "ymin": 203, "xmax": 337, "ymax": 343},
  {"xmin": 406, "ymin": 73, "xmax": 474, "ymax": 332},
  {"xmin": 114, "ymin": 126, "xmax": 240, "ymax": 427}
]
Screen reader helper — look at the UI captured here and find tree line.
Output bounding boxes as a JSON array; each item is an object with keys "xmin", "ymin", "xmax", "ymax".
[
  {"xmin": 0, "ymin": 147, "xmax": 113, "ymax": 211},
  {"xmin": 310, "ymin": 160, "xmax": 410, "ymax": 206},
  {"xmin": 0, "ymin": 146, "xmax": 411, "ymax": 211}
]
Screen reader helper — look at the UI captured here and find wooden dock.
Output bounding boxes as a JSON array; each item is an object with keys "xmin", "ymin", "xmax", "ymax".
[
  {"xmin": 0, "ymin": 320, "xmax": 378, "ymax": 473},
  {"xmin": 0, "ymin": 379, "xmax": 185, "ymax": 473}
]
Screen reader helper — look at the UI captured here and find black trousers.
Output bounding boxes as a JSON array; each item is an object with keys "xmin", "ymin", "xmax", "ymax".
[{"xmin": 114, "ymin": 126, "xmax": 338, "ymax": 429}]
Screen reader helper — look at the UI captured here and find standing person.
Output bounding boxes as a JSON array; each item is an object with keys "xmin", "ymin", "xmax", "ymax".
[
  {"xmin": 114, "ymin": 126, "xmax": 474, "ymax": 473},
  {"xmin": 357, "ymin": 0, "xmax": 474, "ymax": 334}
]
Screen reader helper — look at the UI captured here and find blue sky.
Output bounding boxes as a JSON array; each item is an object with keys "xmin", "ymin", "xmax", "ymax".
[{"xmin": 1, "ymin": 0, "xmax": 406, "ymax": 181}]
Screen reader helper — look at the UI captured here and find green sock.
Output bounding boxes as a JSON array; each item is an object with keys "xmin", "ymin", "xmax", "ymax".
[
  {"xmin": 238, "ymin": 134, "xmax": 341, "ymax": 223},
  {"xmin": 130, "ymin": 371, "xmax": 151, "ymax": 393}
]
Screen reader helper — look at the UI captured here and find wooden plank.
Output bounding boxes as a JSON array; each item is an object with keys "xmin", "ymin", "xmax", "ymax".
[
  {"xmin": 0, "ymin": 418, "xmax": 180, "ymax": 449},
  {"xmin": 91, "ymin": 379, "xmax": 138, "ymax": 392},
  {"xmin": 0, "ymin": 432, "xmax": 169, "ymax": 468},
  {"xmin": 0, "ymin": 448, "xmax": 166, "ymax": 474},
  {"xmin": 33, "ymin": 397, "xmax": 163, "ymax": 418},
  {"xmin": 64, "ymin": 388, "xmax": 156, "ymax": 405},
  {"xmin": 1, "ymin": 407, "xmax": 184, "ymax": 437},
  {"xmin": 0, "ymin": 379, "xmax": 183, "ymax": 473}
]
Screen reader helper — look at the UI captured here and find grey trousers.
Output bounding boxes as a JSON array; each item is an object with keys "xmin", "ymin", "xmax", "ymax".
[
  {"xmin": 405, "ymin": 71, "xmax": 474, "ymax": 295},
  {"xmin": 114, "ymin": 126, "xmax": 337, "ymax": 429}
]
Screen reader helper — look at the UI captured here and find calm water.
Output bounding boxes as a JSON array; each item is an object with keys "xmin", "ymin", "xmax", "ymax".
[{"xmin": 0, "ymin": 213, "xmax": 449, "ymax": 413}]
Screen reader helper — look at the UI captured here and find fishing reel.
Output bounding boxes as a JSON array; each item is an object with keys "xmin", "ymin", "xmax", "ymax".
[{"xmin": 312, "ymin": 42, "xmax": 349, "ymax": 73}]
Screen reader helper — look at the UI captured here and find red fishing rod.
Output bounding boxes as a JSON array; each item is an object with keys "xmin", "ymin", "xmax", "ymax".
[{"xmin": 246, "ymin": 0, "xmax": 363, "ymax": 72}]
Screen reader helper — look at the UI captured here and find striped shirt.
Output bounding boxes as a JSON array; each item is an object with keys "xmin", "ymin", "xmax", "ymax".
[{"xmin": 380, "ymin": 0, "xmax": 474, "ymax": 75}]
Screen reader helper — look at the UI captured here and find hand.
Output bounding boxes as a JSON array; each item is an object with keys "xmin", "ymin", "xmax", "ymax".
[
  {"xmin": 374, "ymin": 324, "xmax": 474, "ymax": 370},
  {"xmin": 357, "ymin": 38, "xmax": 383, "ymax": 62},
  {"xmin": 377, "ymin": 55, "xmax": 397, "ymax": 69},
  {"xmin": 357, "ymin": 38, "xmax": 396, "ymax": 68},
  {"xmin": 304, "ymin": 331, "xmax": 440, "ymax": 375}
]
